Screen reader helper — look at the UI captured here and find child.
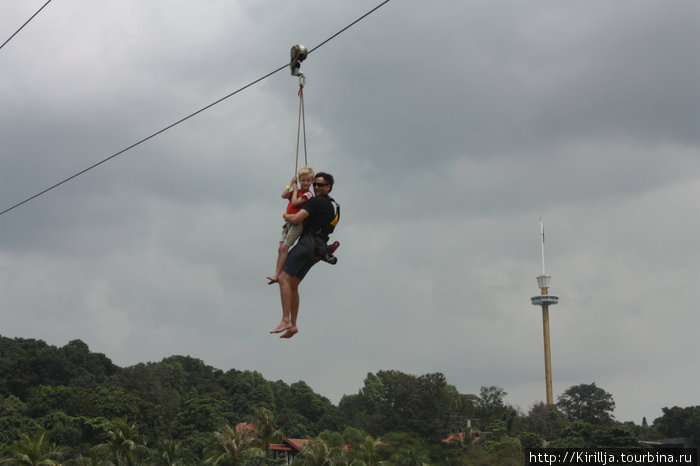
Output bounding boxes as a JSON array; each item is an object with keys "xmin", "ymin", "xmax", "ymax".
[{"xmin": 267, "ymin": 166, "xmax": 314, "ymax": 284}]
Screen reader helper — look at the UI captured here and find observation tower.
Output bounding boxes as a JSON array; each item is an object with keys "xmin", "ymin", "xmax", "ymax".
[{"xmin": 530, "ymin": 219, "xmax": 559, "ymax": 404}]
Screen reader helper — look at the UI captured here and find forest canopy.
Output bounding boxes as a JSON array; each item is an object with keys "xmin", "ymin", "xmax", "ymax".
[{"xmin": 0, "ymin": 336, "xmax": 697, "ymax": 465}]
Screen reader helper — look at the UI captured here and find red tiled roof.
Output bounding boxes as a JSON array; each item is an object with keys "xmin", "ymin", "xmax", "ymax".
[
  {"xmin": 269, "ymin": 444, "xmax": 293, "ymax": 451},
  {"xmin": 284, "ymin": 438, "xmax": 309, "ymax": 452},
  {"xmin": 236, "ymin": 422, "xmax": 256, "ymax": 433},
  {"xmin": 443, "ymin": 431, "xmax": 481, "ymax": 444},
  {"xmin": 343, "ymin": 440, "xmax": 389, "ymax": 452}
]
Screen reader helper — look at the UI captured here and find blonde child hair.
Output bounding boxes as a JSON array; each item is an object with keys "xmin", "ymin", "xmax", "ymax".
[{"xmin": 298, "ymin": 166, "xmax": 314, "ymax": 179}]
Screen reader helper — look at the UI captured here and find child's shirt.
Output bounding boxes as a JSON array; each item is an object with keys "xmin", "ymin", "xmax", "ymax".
[{"xmin": 286, "ymin": 189, "xmax": 313, "ymax": 215}]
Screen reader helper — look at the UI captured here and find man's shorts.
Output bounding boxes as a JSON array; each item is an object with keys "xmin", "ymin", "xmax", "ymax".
[{"xmin": 283, "ymin": 233, "xmax": 326, "ymax": 281}]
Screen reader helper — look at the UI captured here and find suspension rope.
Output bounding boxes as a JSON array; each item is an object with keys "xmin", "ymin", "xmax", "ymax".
[
  {"xmin": 301, "ymin": 83, "xmax": 308, "ymax": 167},
  {"xmin": 294, "ymin": 77, "xmax": 305, "ymax": 177}
]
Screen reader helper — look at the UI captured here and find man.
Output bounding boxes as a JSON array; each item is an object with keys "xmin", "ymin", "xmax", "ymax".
[{"xmin": 269, "ymin": 172, "xmax": 337, "ymax": 338}]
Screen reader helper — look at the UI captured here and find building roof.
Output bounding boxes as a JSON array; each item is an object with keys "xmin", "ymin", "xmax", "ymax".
[
  {"xmin": 268, "ymin": 444, "xmax": 293, "ymax": 451},
  {"xmin": 443, "ymin": 431, "xmax": 482, "ymax": 444},
  {"xmin": 284, "ymin": 438, "xmax": 309, "ymax": 452}
]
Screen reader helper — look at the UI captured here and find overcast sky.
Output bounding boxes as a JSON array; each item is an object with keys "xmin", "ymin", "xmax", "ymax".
[{"xmin": 1, "ymin": 0, "xmax": 698, "ymax": 425}]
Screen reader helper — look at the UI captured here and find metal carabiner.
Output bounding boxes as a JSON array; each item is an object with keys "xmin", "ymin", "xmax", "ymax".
[{"xmin": 290, "ymin": 44, "xmax": 308, "ymax": 76}]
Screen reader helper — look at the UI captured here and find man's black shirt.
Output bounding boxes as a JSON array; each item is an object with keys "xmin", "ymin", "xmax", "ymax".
[{"xmin": 302, "ymin": 195, "xmax": 335, "ymax": 241}]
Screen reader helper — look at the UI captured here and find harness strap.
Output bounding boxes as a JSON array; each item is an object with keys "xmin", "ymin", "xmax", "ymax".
[
  {"xmin": 294, "ymin": 80, "xmax": 304, "ymax": 177},
  {"xmin": 307, "ymin": 232, "xmax": 323, "ymax": 262}
]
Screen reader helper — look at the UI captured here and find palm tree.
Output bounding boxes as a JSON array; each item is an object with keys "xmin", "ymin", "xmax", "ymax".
[
  {"xmin": 349, "ymin": 436, "xmax": 390, "ymax": 466},
  {"xmin": 203, "ymin": 424, "xmax": 263, "ymax": 465},
  {"xmin": 294, "ymin": 438, "xmax": 347, "ymax": 466},
  {"xmin": 91, "ymin": 417, "xmax": 149, "ymax": 466},
  {"xmin": 64, "ymin": 454, "xmax": 96, "ymax": 465},
  {"xmin": 0, "ymin": 431, "xmax": 63, "ymax": 466},
  {"xmin": 148, "ymin": 438, "xmax": 192, "ymax": 466},
  {"xmin": 390, "ymin": 447, "xmax": 430, "ymax": 466},
  {"xmin": 251, "ymin": 408, "xmax": 284, "ymax": 463}
]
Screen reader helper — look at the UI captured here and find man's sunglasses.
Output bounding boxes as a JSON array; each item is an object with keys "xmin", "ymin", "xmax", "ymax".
[{"xmin": 313, "ymin": 182, "xmax": 329, "ymax": 187}]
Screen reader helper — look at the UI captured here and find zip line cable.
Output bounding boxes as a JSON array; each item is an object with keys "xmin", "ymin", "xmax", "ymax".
[
  {"xmin": 306, "ymin": 0, "xmax": 390, "ymax": 55},
  {"xmin": 0, "ymin": 64, "xmax": 287, "ymax": 218},
  {"xmin": 0, "ymin": 0, "xmax": 54, "ymax": 52},
  {"xmin": 0, "ymin": 0, "xmax": 390, "ymax": 218}
]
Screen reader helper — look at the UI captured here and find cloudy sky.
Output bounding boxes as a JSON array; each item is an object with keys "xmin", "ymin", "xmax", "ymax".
[{"xmin": 1, "ymin": 0, "xmax": 698, "ymax": 425}]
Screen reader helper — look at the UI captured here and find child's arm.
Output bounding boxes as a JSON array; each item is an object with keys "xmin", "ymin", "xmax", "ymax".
[
  {"xmin": 290, "ymin": 189, "xmax": 310, "ymax": 208},
  {"xmin": 281, "ymin": 176, "xmax": 297, "ymax": 199}
]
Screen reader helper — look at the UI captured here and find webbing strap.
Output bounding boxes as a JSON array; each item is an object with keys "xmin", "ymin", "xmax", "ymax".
[
  {"xmin": 294, "ymin": 76, "xmax": 307, "ymax": 177},
  {"xmin": 294, "ymin": 82, "xmax": 303, "ymax": 177}
]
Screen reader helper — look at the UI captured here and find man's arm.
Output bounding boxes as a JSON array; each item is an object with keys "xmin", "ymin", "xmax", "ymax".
[{"xmin": 283, "ymin": 209, "xmax": 309, "ymax": 225}]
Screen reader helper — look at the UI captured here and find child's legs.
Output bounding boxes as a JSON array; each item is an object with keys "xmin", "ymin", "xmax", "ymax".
[
  {"xmin": 283, "ymin": 223, "xmax": 303, "ymax": 249},
  {"xmin": 273, "ymin": 223, "xmax": 302, "ymax": 277}
]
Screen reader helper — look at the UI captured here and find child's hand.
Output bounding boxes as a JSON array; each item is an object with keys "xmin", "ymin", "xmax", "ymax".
[{"xmin": 290, "ymin": 176, "xmax": 297, "ymax": 186}]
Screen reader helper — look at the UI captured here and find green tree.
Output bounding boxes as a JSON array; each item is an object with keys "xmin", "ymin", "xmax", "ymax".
[
  {"xmin": 349, "ymin": 436, "xmax": 389, "ymax": 466},
  {"xmin": 590, "ymin": 425, "xmax": 641, "ymax": 448},
  {"xmin": 275, "ymin": 413, "xmax": 311, "ymax": 439},
  {"xmin": 37, "ymin": 411, "xmax": 84, "ymax": 457},
  {"xmin": 91, "ymin": 417, "xmax": 149, "ymax": 466},
  {"xmin": 377, "ymin": 431, "xmax": 428, "ymax": 462},
  {"xmin": 519, "ymin": 431, "xmax": 543, "ymax": 450},
  {"xmin": 548, "ymin": 420, "xmax": 593, "ymax": 448},
  {"xmin": 389, "ymin": 446, "xmax": 430, "ymax": 466},
  {"xmin": 290, "ymin": 382, "xmax": 328, "ymax": 425},
  {"xmin": 59, "ymin": 340, "xmax": 117, "ymax": 386},
  {"xmin": 342, "ymin": 427, "xmax": 369, "ymax": 451},
  {"xmin": 547, "ymin": 436, "xmax": 586, "ymax": 448},
  {"xmin": 450, "ymin": 438, "xmax": 493, "ymax": 466},
  {"xmin": 486, "ymin": 435, "xmax": 522, "ymax": 466},
  {"xmin": 172, "ymin": 396, "xmax": 229, "ymax": 440},
  {"xmin": 341, "ymin": 371, "xmax": 468, "ymax": 438},
  {"xmin": 294, "ymin": 438, "xmax": 347, "ymax": 466},
  {"xmin": 0, "ymin": 395, "xmax": 40, "ymax": 447},
  {"xmin": 219, "ymin": 371, "xmax": 275, "ymax": 414},
  {"xmin": 26, "ymin": 385, "xmax": 147, "ymax": 425},
  {"xmin": 67, "ymin": 451, "xmax": 101, "ymax": 465},
  {"xmin": 653, "ymin": 406, "xmax": 700, "ymax": 446},
  {"xmin": 474, "ymin": 386, "xmax": 516, "ymax": 430},
  {"xmin": 338, "ymin": 394, "xmax": 373, "ymax": 435},
  {"xmin": 148, "ymin": 438, "xmax": 196, "ymax": 465},
  {"xmin": 203, "ymin": 424, "xmax": 262, "ymax": 465},
  {"xmin": 369, "ymin": 371, "xmax": 418, "ymax": 435},
  {"xmin": 557, "ymin": 383, "xmax": 615, "ymax": 424},
  {"xmin": 521, "ymin": 402, "xmax": 570, "ymax": 440},
  {"xmin": 318, "ymin": 431, "xmax": 344, "ymax": 449},
  {"xmin": 251, "ymin": 408, "xmax": 284, "ymax": 463},
  {"xmin": 316, "ymin": 406, "xmax": 347, "ymax": 434},
  {"xmin": 0, "ymin": 338, "xmax": 116, "ymax": 401},
  {"xmin": 0, "ymin": 431, "xmax": 63, "ymax": 466}
]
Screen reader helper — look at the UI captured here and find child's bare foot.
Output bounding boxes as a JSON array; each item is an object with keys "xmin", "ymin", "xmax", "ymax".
[
  {"xmin": 266, "ymin": 275, "xmax": 279, "ymax": 285},
  {"xmin": 270, "ymin": 321, "xmax": 292, "ymax": 334},
  {"xmin": 280, "ymin": 327, "xmax": 298, "ymax": 339}
]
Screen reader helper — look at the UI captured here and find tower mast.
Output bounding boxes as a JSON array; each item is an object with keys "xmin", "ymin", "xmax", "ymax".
[
  {"xmin": 531, "ymin": 219, "xmax": 559, "ymax": 404},
  {"xmin": 540, "ymin": 217, "xmax": 546, "ymax": 276}
]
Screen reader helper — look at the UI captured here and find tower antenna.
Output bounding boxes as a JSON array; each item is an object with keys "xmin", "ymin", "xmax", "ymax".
[{"xmin": 540, "ymin": 217, "xmax": 546, "ymax": 276}]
